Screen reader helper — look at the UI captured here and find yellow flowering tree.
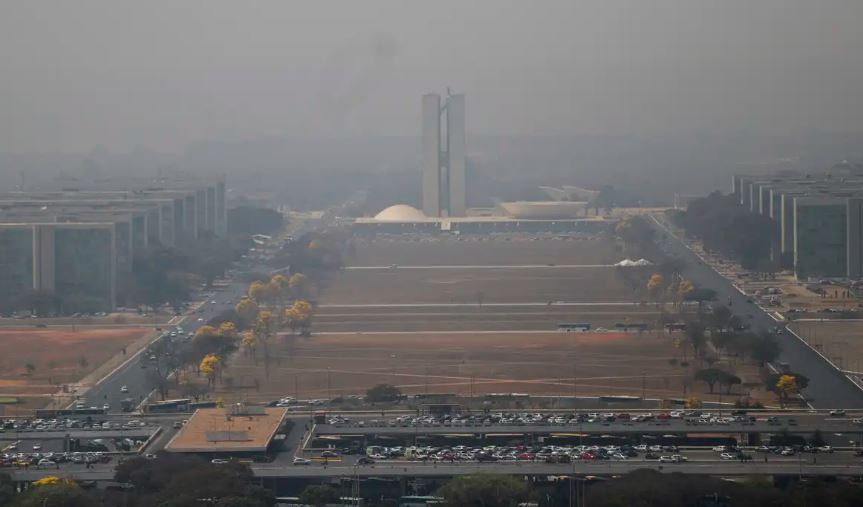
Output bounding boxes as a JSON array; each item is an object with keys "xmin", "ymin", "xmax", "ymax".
[
  {"xmin": 32, "ymin": 476, "xmax": 61, "ymax": 486},
  {"xmin": 248, "ymin": 280, "xmax": 272, "ymax": 304},
  {"xmin": 200, "ymin": 353, "xmax": 221, "ymax": 388},
  {"xmin": 194, "ymin": 325, "xmax": 219, "ymax": 340},
  {"xmin": 284, "ymin": 300, "xmax": 314, "ymax": 336},
  {"xmin": 218, "ymin": 321, "xmax": 237, "ymax": 339},
  {"xmin": 288, "ymin": 272, "xmax": 309, "ymax": 299},
  {"xmin": 254, "ymin": 310, "xmax": 278, "ymax": 376},
  {"xmin": 235, "ymin": 298, "xmax": 259, "ymax": 322}
]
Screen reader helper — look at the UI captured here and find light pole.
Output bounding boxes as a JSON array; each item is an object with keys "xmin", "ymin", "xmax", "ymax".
[{"xmin": 641, "ymin": 370, "xmax": 647, "ymax": 401}]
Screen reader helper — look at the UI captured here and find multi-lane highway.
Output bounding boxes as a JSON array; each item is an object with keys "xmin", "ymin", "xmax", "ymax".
[
  {"xmin": 78, "ymin": 281, "xmax": 250, "ymax": 410},
  {"xmin": 9, "ymin": 460, "xmax": 860, "ymax": 482},
  {"xmin": 650, "ymin": 216, "xmax": 863, "ymax": 409}
]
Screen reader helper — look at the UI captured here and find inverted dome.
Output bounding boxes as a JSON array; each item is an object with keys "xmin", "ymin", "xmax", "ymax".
[{"xmin": 374, "ymin": 204, "xmax": 428, "ymax": 222}]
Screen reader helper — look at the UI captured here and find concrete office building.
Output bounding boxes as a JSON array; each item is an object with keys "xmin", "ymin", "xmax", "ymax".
[
  {"xmin": 732, "ymin": 173, "xmax": 863, "ymax": 279},
  {"xmin": 0, "ymin": 176, "xmax": 227, "ymax": 311},
  {"xmin": 0, "ymin": 176, "xmax": 226, "ymax": 245},
  {"xmin": 422, "ymin": 92, "xmax": 466, "ymax": 217},
  {"xmin": 0, "ymin": 222, "xmax": 116, "ymax": 310}
]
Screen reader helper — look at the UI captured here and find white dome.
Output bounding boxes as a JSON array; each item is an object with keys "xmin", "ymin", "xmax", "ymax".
[{"xmin": 374, "ymin": 204, "xmax": 428, "ymax": 222}]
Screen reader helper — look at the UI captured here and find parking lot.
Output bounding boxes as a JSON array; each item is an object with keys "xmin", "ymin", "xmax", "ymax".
[{"xmin": 292, "ymin": 411, "xmax": 863, "ymax": 469}]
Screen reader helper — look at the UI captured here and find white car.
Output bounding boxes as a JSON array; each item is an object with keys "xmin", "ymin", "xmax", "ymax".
[
  {"xmin": 712, "ymin": 446, "xmax": 727, "ymax": 452},
  {"xmin": 719, "ymin": 453, "xmax": 736, "ymax": 460},
  {"xmin": 102, "ymin": 404, "xmax": 110, "ymax": 410},
  {"xmin": 292, "ymin": 457, "xmax": 311, "ymax": 465},
  {"xmin": 120, "ymin": 385, "xmax": 129, "ymax": 393},
  {"xmin": 211, "ymin": 458, "xmax": 229, "ymax": 464}
]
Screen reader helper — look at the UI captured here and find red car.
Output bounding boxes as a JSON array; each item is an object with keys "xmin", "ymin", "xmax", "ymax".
[{"xmin": 517, "ymin": 453, "xmax": 535, "ymax": 461}]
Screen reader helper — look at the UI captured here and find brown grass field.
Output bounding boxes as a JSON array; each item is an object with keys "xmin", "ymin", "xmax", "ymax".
[
  {"xmin": 204, "ymin": 236, "xmax": 772, "ymax": 407},
  {"xmin": 320, "ymin": 267, "xmax": 638, "ymax": 305},
  {"xmin": 213, "ymin": 331, "xmax": 770, "ymax": 406},
  {"xmin": 0, "ymin": 327, "xmax": 148, "ymax": 413},
  {"xmin": 348, "ymin": 236, "xmax": 618, "ymax": 266}
]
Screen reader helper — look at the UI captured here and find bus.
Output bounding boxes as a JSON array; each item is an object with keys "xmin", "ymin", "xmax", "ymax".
[
  {"xmin": 557, "ymin": 323, "xmax": 591, "ymax": 332},
  {"xmin": 615, "ymin": 323, "xmax": 648, "ymax": 332}
]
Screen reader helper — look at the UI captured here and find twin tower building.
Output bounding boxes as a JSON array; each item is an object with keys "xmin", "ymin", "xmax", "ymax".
[{"xmin": 422, "ymin": 92, "xmax": 466, "ymax": 217}]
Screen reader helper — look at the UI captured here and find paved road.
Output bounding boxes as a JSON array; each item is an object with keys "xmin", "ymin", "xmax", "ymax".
[
  {"xmin": 0, "ymin": 429, "xmax": 154, "ymax": 440},
  {"xmin": 5, "ymin": 454, "xmax": 863, "ymax": 482},
  {"xmin": 650, "ymin": 216, "xmax": 863, "ymax": 409},
  {"xmin": 79, "ymin": 282, "xmax": 249, "ymax": 410}
]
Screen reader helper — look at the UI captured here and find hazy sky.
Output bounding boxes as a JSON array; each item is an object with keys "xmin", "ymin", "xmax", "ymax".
[{"xmin": 1, "ymin": 0, "xmax": 862, "ymax": 153}]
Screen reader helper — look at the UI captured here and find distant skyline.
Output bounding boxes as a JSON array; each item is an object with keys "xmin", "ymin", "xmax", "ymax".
[{"xmin": 2, "ymin": 0, "xmax": 863, "ymax": 153}]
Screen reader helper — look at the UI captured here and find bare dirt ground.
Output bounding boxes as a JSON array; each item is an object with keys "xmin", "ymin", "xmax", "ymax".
[
  {"xmin": 320, "ymin": 266, "xmax": 639, "ymax": 305},
  {"xmin": 347, "ymin": 236, "xmax": 619, "ymax": 266},
  {"xmin": 0, "ymin": 327, "xmax": 147, "ymax": 414},
  {"xmin": 214, "ymin": 331, "xmax": 769, "ymax": 406},
  {"xmin": 313, "ymin": 304, "xmax": 666, "ymax": 333},
  {"xmin": 207, "ymin": 235, "xmax": 770, "ymax": 407}
]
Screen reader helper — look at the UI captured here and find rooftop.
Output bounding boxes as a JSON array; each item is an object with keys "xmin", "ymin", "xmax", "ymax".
[{"xmin": 164, "ymin": 406, "xmax": 287, "ymax": 453}]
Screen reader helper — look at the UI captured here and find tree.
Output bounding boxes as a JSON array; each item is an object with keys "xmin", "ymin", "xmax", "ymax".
[
  {"xmin": 676, "ymin": 279, "xmax": 694, "ymax": 307},
  {"xmin": 774, "ymin": 374, "xmax": 799, "ymax": 406},
  {"xmin": 0, "ymin": 473, "xmax": 14, "ymax": 507},
  {"xmin": 241, "ymin": 330, "xmax": 257, "ymax": 360},
  {"xmin": 13, "ymin": 479, "xmax": 96, "ymax": 507},
  {"xmin": 366, "ymin": 384, "xmax": 402, "ymax": 403},
  {"xmin": 268, "ymin": 274, "xmax": 290, "ymax": 306},
  {"xmin": 684, "ymin": 397, "xmax": 703, "ymax": 409},
  {"xmin": 24, "ymin": 363, "xmax": 35, "ymax": 375},
  {"xmin": 200, "ymin": 354, "xmax": 221, "ymax": 388},
  {"xmin": 710, "ymin": 305, "xmax": 732, "ymax": 331},
  {"xmin": 227, "ymin": 206, "xmax": 284, "ymax": 236},
  {"xmin": 685, "ymin": 321, "xmax": 707, "ymax": 358},
  {"xmin": 749, "ymin": 333, "xmax": 781, "ymax": 366},
  {"xmin": 615, "ymin": 216, "xmax": 656, "ymax": 256},
  {"xmin": 218, "ymin": 321, "xmax": 238, "ymax": 339},
  {"xmin": 298, "ymin": 485, "xmax": 340, "ymax": 507},
  {"xmin": 284, "ymin": 300, "xmax": 314, "ymax": 335},
  {"xmin": 647, "ymin": 273, "xmax": 665, "ymax": 304},
  {"xmin": 719, "ymin": 372, "xmax": 742, "ymax": 394},
  {"xmin": 235, "ymin": 299, "xmax": 259, "ymax": 322},
  {"xmin": 288, "ymin": 273, "xmax": 308, "ymax": 299},
  {"xmin": 195, "ymin": 325, "xmax": 219, "ymax": 340},
  {"xmin": 694, "ymin": 368, "xmax": 738, "ymax": 394},
  {"xmin": 437, "ymin": 474, "xmax": 529, "ymax": 507},
  {"xmin": 247, "ymin": 281, "xmax": 272, "ymax": 304},
  {"xmin": 254, "ymin": 310, "xmax": 278, "ymax": 375}
]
